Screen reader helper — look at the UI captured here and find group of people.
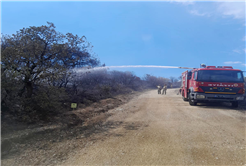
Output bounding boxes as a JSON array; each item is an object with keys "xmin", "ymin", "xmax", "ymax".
[
  {"xmin": 157, "ymin": 85, "xmax": 183, "ymax": 95},
  {"xmin": 157, "ymin": 85, "xmax": 167, "ymax": 95}
]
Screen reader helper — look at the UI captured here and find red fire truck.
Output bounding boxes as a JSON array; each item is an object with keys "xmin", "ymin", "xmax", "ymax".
[{"xmin": 181, "ymin": 65, "xmax": 245, "ymax": 107}]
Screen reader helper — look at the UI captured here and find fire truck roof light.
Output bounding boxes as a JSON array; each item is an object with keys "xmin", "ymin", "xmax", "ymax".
[
  {"xmin": 222, "ymin": 66, "xmax": 233, "ymax": 69},
  {"xmin": 200, "ymin": 64, "xmax": 206, "ymax": 68},
  {"xmin": 206, "ymin": 66, "xmax": 216, "ymax": 68}
]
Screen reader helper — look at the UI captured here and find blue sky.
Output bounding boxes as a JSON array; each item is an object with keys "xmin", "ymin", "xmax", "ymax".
[{"xmin": 1, "ymin": 1, "xmax": 245, "ymax": 79}]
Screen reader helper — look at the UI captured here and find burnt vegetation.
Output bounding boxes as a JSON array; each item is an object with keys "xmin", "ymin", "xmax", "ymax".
[{"xmin": 1, "ymin": 22, "xmax": 180, "ymax": 123}]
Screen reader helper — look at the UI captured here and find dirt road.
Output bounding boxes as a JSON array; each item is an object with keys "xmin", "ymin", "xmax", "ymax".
[{"xmin": 62, "ymin": 89, "xmax": 245, "ymax": 165}]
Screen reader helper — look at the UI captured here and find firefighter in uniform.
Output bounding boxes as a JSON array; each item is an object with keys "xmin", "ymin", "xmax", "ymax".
[
  {"xmin": 157, "ymin": 85, "xmax": 162, "ymax": 94},
  {"xmin": 177, "ymin": 86, "xmax": 182, "ymax": 95},
  {"xmin": 162, "ymin": 85, "xmax": 167, "ymax": 95}
]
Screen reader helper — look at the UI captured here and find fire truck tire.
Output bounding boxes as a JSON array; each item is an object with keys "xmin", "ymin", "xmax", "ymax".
[
  {"xmin": 182, "ymin": 91, "xmax": 189, "ymax": 101},
  {"xmin": 189, "ymin": 97, "xmax": 197, "ymax": 106},
  {"xmin": 182, "ymin": 96, "xmax": 188, "ymax": 101},
  {"xmin": 231, "ymin": 101, "xmax": 238, "ymax": 108}
]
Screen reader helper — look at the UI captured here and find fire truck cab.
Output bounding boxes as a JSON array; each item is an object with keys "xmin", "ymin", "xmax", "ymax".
[{"xmin": 181, "ymin": 66, "xmax": 245, "ymax": 107}]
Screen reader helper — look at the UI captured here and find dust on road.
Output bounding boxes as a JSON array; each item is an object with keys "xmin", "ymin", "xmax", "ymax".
[{"xmin": 63, "ymin": 89, "xmax": 246, "ymax": 165}]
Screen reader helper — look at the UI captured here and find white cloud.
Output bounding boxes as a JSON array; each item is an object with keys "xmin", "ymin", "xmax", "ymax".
[
  {"xmin": 182, "ymin": 2, "xmax": 245, "ymax": 21},
  {"xmin": 233, "ymin": 49, "xmax": 241, "ymax": 54},
  {"xmin": 242, "ymin": 64, "xmax": 246, "ymax": 66},
  {"xmin": 233, "ymin": 48, "xmax": 246, "ymax": 54},
  {"xmin": 217, "ymin": 2, "xmax": 245, "ymax": 19},
  {"xmin": 224, "ymin": 61, "xmax": 242, "ymax": 64},
  {"xmin": 168, "ymin": 0, "xmax": 195, "ymax": 5},
  {"xmin": 189, "ymin": 10, "xmax": 211, "ymax": 17},
  {"xmin": 142, "ymin": 35, "xmax": 153, "ymax": 42}
]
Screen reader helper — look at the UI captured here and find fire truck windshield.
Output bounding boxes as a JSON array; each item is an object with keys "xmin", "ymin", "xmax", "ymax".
[{"xmin": 197, "ymin": 70, "xmax": 244, "ymax": 83}]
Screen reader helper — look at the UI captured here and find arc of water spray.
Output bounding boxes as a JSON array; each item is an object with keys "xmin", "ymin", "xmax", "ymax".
[{"xmin": 76, "ymin": 65, "xmax": 195, "ymax": 73}]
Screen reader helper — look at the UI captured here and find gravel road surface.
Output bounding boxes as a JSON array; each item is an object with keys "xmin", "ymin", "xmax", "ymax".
[{"xmin": 63, "ymin": 89, "xmax": 246, "ymax": 165}]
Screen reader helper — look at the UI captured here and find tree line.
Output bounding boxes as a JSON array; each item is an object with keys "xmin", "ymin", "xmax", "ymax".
[{"xmin": 1, "ymin": 22, "xmax": 180, "ymax": 122}]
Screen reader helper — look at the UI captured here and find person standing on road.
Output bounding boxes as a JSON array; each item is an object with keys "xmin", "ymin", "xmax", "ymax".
[
  {"xmin": 177, "ymin": 86, "xmax": 182, "ymax": 95},
  {"xmin": 157, "ymin": 85, "xmax": 162, "ymax": 94},
  {"xmin": 162, "ymin": 85, "xmax": 167, "ymax": 95}
]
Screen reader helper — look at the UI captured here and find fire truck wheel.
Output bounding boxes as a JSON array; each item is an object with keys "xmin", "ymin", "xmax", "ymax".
[
  {"xmin": 231, "ymin": 101, "xmax": 238, "ymax": 108},
  {"xmin": 182, "ymin": 92, "xmax": 189, "ymax": 101},
  {"xmin": 189, "ymin": 98, "xmax": 197, "ymax": 106},
  {"xmin": 182, "ymin": 96, "xmax": 188, "ymax": 101}
]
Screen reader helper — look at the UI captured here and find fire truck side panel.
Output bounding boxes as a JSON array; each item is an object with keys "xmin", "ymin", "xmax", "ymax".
[{"xmin": 181, "ymin": 71, "xmax": 190, "ymax": 99}]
